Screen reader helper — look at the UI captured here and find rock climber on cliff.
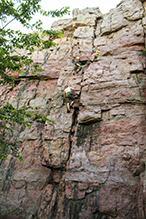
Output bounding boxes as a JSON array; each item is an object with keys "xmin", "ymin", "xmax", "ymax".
[
  {"xmin": 86, "ymin": 48, "xmax": 100, "ymax": 65},
  {"xmin": 72, "ymin": 57, "xmax": 82, "ymax": 75},
  {"xmin": 83, "ymin": 48, "xmax": 100, "ymax": 68},
  {"xmin": 90, "ymin": 48, "xmax": 100, "ymax": 62},
  {"xmin": 63, "ymin": 85, "xmax": 77, "ymax": 113}
]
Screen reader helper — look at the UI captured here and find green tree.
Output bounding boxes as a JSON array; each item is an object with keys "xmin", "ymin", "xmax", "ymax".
[{"xmin": 0, "ymin": 0, "xmax": 70, "ymax": 160}]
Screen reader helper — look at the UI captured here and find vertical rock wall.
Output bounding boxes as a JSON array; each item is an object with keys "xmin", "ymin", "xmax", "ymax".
[{"xmin": 0, "ymin": 0, "xmax": 146, "ymax": 218}]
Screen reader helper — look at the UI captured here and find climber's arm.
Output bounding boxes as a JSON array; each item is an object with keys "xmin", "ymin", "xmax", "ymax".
[
  {"xmin": 75, "ymin": 61, "xmax": 82, "ymax": 67},
  {"xmin": 71, "ymin": 87, "xmax": 80, "ymax": 91}
]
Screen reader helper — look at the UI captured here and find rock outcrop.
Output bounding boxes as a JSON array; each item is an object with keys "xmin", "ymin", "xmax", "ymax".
[{"xmin": 0, "ymin": 0, "xmax": 146, "ymax": 218}]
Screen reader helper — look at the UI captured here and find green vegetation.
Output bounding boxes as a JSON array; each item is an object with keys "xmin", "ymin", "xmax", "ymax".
[
  {"xmin": 0, "ymin": 0, "xmax": 70, "ymax": 160},
  {"xmin": 141, "ymin": 50, "xmax": 146, "ymax": 56}
]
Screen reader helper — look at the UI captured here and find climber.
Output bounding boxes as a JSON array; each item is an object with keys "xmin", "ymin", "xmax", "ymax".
[
  {"xmin": 90, "ymin": 48, "xmax": 100, "ymax": 62},
  {"xmin": 84, "ymin": 48, "xmax": 100, "ymax": 67},
  {"xmin": 86, "ymin": 48, "xmax": 100, "ymax": 64},
  {"xmin": 72, "ymin": 57, "xmax": 82, "ymax": 75},
  {"xmin": 63, "ymin": 85, "xmax": 75, "ymax": 113}
]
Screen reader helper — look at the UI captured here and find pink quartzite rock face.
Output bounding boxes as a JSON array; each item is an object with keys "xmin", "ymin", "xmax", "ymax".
[{"xmin": 0, "ymin": 0, "xmax": 146, "ymax": 219}]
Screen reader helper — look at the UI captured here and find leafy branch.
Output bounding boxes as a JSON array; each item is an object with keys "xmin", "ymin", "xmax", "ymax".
[
  {"xmin": 0, "ymin": 0, "xmax": 70, "ymax": 160},
  {"xmin": 0, "ymin": 103, "xmax": 55, "ymax": 160}
]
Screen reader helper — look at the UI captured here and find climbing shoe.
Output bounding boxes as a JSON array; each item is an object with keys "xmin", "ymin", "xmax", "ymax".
[{"xmin": 67, "ymin": 110, "xmax": 70, "ymax": 113}]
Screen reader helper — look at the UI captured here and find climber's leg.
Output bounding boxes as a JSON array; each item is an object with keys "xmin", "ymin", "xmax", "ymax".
[
  {"xmin": 70, "ymin": 101, "xmax": 74, "ymax": 109},
  {"xmin": 72, "ymin": 65, "xmax": 77, "ymax": 75},
  {"xmin": 65, "ymin": 96, "xmax": 71, "ymax": 113},
  {"xmin": 90, "ymin": 54, "xmax": 95, "ymax": 62},
  {"xmin": 76, "ymin": 66, "xmax": 82, "ymax": 73},
  {"xmin": 72, "ymin": 70, "xmax": 75, "ymax": 75},
  {"xmin": 66, "ymin": 103, "xmax": 70, "ymax": 113}
]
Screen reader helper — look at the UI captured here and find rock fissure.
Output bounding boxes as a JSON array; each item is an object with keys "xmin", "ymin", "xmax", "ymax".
[
  {"xmin": 93, "ymin": 17, "xmax": 102, "ymax": 46},
  {"xmin": 67, "ymin": 110, "xmax": 78, "ymax": 163},
  {"xmin": 2, "ymin": 157, "xmax": 14, "ymax": 193}
]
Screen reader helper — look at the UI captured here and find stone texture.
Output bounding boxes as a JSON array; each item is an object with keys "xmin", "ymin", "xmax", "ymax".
[
  {"xmin": 0, "ymin": 0, "xmax": 146, "ymax": 219},
  {"xmin": 120, "ymin": 0, "xmax": 143, "ymax": 21}
]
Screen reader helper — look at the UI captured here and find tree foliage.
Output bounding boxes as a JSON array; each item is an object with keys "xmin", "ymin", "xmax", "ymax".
[
  {"xmin": 0, "ymin": 0, "xmax": 70, "ymax": 160},
  {"xmin": 0, "ymin": 103, "xmax": 55, "ymax": 161},
  {"xmin": 0, "ymin": 0, "xmax": 70, "ymax": 85}
]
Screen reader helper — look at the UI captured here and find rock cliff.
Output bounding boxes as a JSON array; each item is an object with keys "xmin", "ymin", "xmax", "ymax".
[{"xmin": 0, "ymin": 0, "xmax": 146, "ymax": 218}]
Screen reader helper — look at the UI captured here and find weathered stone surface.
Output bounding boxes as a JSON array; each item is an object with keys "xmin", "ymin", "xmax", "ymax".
[
  {"xmin": 95, "ymin": 20, "xmax": 145, "ymax": 55},
  {"xmin": 52, "ymin": 7, "xmax": 102, "ymax": 32},
  {"xmin": 78, "ymin": 106, "xmax": 101, "ymax": 123},
  {"xmin": 120, "ymin": 0, "xmax": 144, "ymax": 21},
  {"xmin": 0, "ymin": 0, "xmax": 146, "ymax": 219},
  {"xmin": 100, "ymin": 7, "xmax": 128, "ymax": 35}
]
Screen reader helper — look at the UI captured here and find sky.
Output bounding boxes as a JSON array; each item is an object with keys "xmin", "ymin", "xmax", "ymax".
[{"xmin": 9, "ymin": 0, "xmax": 122, "ymax": 32}]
